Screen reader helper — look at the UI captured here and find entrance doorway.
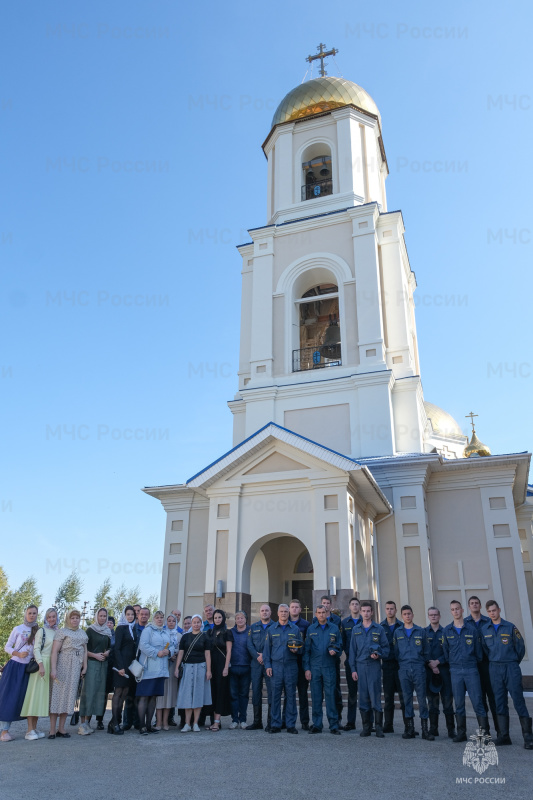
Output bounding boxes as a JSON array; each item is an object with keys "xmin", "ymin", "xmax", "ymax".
[{"xmin": 291, "ymin": 580, "xmax": 313, "ymax": 620}]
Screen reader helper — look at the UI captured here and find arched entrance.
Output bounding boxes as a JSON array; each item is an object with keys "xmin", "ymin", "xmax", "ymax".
[{"xmin": 243, "ymin": 533, "xmax": 314, "ymax": 621}]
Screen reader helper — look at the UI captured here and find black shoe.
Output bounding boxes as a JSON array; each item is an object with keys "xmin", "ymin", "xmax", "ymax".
[
  {"xmin": 359, "ymin": 710, "xmax": 372, "ymax": 737},
  {"xmin": 452, "ymin": 715, "xmax": 467, "ymax": 743},
  {"xmin": 308, "ymin": 726, "xmax": 322, "ymax": 733},
  {"xmin": 168, "ymin": 720, "xmax": 178, "ymax": 727},
  {"xmin": 114, "ymin": 725, "xmax": 124, "ymax": 735},
  {"xmin": 139, "ymin": 727, "xmax": 148, "ymax": 736},
  {"xmin": 494, "ymin": 715, "xmax": 512, "ymax": 746},
  {"xmin": 246, "ymin": 722, "xmax": 263, "ymax": 730},
  {"xmin": 47, "ymin": 734, "xmax": 56, "ymax": 739},
  {"xmin": 287, "ymin": 727, "xmax": 298, "ymax": 734},
  {"xmin": 519, "ymin": 716, "xmax": 533, "ymax": 750},
  {"xmin": 147, "ymin": 727, "xmax": 159, "ymax": 734},
  {"xmin": 301, "ymin": 723, "xmax": 309, "ymax": 731},
  {"xmin": 96, "ymin": 721, "xmax": 105, "ymax": 731},
  {"xmin": 330, "ymin": 729, "xmax": 341, "ymax": 735},
  {"xmin": 421, "ymin": 719, "xmax": 435, "ymax": 741},
  {"xmin": 342, "ymin": 723, "xmax": 356, "ymax": 731},
  {"xmin": 268, "ymin": 727, "xmax": 281, "ymax": 733},
  {"xmin": 402, "ymin": 718, "xmax": 416, "ymax": 740},
  {"xmin": 375, "ymin": 710, "xmax": 385, "ymax": 738},
  {"xmin": 107, "ymin": 722, "xmax": 114, "ymax": 734},
  {"xmin": 246, "ymin": 705, "xmax": 264, "ymax": 730},
  {"xmin": 56, "ymin": 731, "xmax": 71, "ymax": 738}
]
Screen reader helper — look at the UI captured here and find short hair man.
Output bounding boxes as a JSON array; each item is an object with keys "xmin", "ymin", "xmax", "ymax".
[
  {"xmin": 392, "ymin": 605, "xmax": 434, "ymax": 741},
  {"xmin": 320, "ymin": 596, "xmax": 342, "ymax": 721},
  {"xmin": 246, "ymin": 604, "xmax": 274, "ymax": 730},
  {"xmin": 303, "ymin": 606, "xmax": 343, "ymax": 734},
  {"xmin": 171, "ymin": 609, "xmax": 184, "ymax": 634},
  {"xmin": 286, "ymin": 599, "xmax": 311, "ymax": 730},
  {"xmin": 340, "ymin": 597, "xmax": 362, "ymax": 730},
  {"xmin": 379, "ymin": 600, "xmax": 407, "ymax": 734},
  {"xmin": 464, "ymin": 595, "xmax": 498, "ymax": 735},
  {"xmin": 202, "ymin": 605, "xmax": 215, "ymax": 631},
  {"xmin": 263, "ymin": 604, "xmax": 303, "ymax": 734},
  {"xmin": 481, "ymin": 600, "xmax": 532, "ymax": 749},
  {"xmin": 442, "ymin": 600, "xmax": 488, "ymax": 742},
  {"xmin": 425, "ymin": 606, "xmax": 455, "ymax": 738},
  {"xmin": 349, "ymin": 602, "xmax": 389, "ymax": 737}
]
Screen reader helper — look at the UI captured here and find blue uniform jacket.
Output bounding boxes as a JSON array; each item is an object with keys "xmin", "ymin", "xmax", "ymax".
[
  {"xmin": 349, "ymin": 621, "xmax": 389, "ymax": 671},
  {"xmin": 290, "ymin": 616, "xmax": 311, "ymax": 639},
  {"xmin": 425, "ymin": 624, "xmax": 448, "ymax": 665},
  {"xmin": 263, "ymin": 621, "xmax": 303, "ymax": 669},
  {"xmin": 340, "ymin": 615, "xmax": 362, "ymax": 657},
  {"xmin": 464, "ymin": 613, "xmax": 490, "ymax": 626},
  {"xmin": 303, "ymin": 620, "xmax": 342, "ymax": 671},
  {"xmin": 247, "ymin": 619, "xmax": 275, "ymax": 660},
  {"xmin": 441, "ymin": 621, "xmax": 482, "ymax": 668},
  {"xmin": 481, "ymin": 618, "xmax": 526, "ymax": 664},
  {"xmin": 392, "ymin": 624, "xmax": 430, "ymax": 668},
  {"xmin": 379, "ymin": 618, "xmax": 403, "ymax": 663}
]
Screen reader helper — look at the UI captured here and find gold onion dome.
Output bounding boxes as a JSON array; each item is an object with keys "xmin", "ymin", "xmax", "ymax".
[
  {"xmin": 463, "ymin": 431, "xmax": 491, "ymax": 458},
  {"xmin": 424, "ymin": 401, "xmax": 464, "ymax": 438},
  {"xmin": 270, "ymin": 76, "xmax": 381, "ymax": 130}
]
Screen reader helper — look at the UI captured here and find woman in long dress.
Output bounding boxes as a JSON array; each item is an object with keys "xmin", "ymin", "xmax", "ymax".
[
  {"xmin": 21, "ymin": 608, "xmax": 59, "ymax": 740},
  {"xmin": 155, "ymin": 613, "xmax": 181, "ymax": 730},
  {"xmin": 49, "ymin": 608, "xmax": 88, "ymax": 738},
  {"xmin": 79, "ymin": 607, "xmax": 112, "ymax": 731},
  {"xmin": 175, "ymin": 614, "xmax": 212, "ymax": 732},
  {"xmin": 207, "ymin": 609, "xmax": 233, "ymax": 730},
  {"xmin": 109, "ymin": 605, "xmax": 137, "ymax": 735},
  {"xmin": 0, "ymin": 605, "xmax": 39, "ymax": 742}
]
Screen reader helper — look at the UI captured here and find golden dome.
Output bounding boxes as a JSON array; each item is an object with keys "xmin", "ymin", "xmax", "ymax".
[
  {"xmin": 463, "ymin": 431, "xmax": 491, "ymax": 458},
  {"xmin": 424, "ymin": 402, "xmax": 464, "ymax": 438},
  {"xmin": 270, "ymin": 76, "xmax": 381, "ymax": 130}
]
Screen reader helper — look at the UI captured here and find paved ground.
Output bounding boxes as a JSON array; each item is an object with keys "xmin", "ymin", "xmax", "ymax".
[{"xmin": 0, "ymin": 699, "xmax": 531, "ymax": 799}]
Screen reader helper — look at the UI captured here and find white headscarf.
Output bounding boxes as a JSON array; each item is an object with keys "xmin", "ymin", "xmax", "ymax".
[
  {"xmin": 117, "ymin": 607, "xmax": 136, "ymax": 637},
  {"xmin": 88, "ymin": 607, "xmax": 112, "ymax": 638}
]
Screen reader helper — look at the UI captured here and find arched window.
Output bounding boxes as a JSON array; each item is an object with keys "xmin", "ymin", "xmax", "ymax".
[
  {"xmin": 294, "ymin": 551, "xmax": 314, "ymax": 574},
  {"xmin": 301, "ymin": 143, "xmax": 333, "ymax": 201},
  {"xmin": 293, "ymin": 283, "xmax": 341, "ymax": 371}
]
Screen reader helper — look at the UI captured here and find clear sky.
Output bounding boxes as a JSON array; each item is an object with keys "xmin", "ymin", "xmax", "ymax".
[{"xmin": 1, "ymin": 1, "xmax": 532, "ymax": 610}]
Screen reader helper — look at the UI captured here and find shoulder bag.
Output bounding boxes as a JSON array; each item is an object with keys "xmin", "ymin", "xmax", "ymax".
[
  {"xmin": 178, "ymin": 632, "xmax": 203, "ymax": 682},
  {"xmin": 25, "ymin": 629, "xmax": 46, "ymax": 674}
]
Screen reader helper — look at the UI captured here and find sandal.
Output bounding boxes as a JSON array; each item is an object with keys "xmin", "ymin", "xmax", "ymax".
[{"xmin": 209, "ymin": 721, "xmax": 221, "ymax": 731}]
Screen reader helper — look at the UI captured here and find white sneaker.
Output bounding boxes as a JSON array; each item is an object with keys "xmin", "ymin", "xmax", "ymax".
[
  {"xmin": 229, "ymin": 721, "xmax": 239, "ymax": 729},
  {"xmin": 181, "ymin": 724, "xmax": 191, "ymax": 732},
  {"xmin": 77, "ymin": 725, "xmax": 91, "ymax": 736},
  {"xmin": 25, "ymin": 731, "xmax": 39, "ymax": 740},
  {"xmin": 240, "ymin": 722, "xmax": 247, "ymax": 729},
  {"xmin": 193, "ymin": 723, "xmax": 201, "ymax": 732},
  {"xmin": 36, "ymin": 731, "xmax": 45, "ymax": 739}
]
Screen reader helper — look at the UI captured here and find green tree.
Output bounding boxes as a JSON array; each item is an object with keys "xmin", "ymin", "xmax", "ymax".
[
  {"xmin": 93, "ymin": 577, "xmax": 113, "ymax": 618},
  {"xmin": 54, "ymin": 571, "xmax": 83, "ymax": 624},
  {"xmin": 144, "ymin": 593, "xmax": 160, "ymax": 616},
  {"xmin": 0, "ymin": 572, "xmax": 42, "ymax": 667},
  {"xmin": 110, "ymin": 583, "xmax": 142, "ymax": 619}
]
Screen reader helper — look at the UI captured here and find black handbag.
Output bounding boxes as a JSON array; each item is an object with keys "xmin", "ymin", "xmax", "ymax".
[
  {"xmin": 178, "ymin": 633, "xmax": 203, "ymax": 682},
  {"xmin": 25, "ymin": 629, "xmax": 45, "ymax": 674}
]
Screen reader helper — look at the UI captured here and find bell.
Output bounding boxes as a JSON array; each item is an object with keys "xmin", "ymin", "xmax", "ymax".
[
  {"xmin": 320, "ymin": 316, "xmax": 341, "ymax": 359},
  {"xmin": 320, "ymin": 167, "xmax": 330, "ymax": 177},
  {"xmin": 306, "ymin": 171, "xmax": 316, "ymax": 184}
]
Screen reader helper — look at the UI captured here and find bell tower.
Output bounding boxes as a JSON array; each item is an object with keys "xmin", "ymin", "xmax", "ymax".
[{"xmin": 229, "ymin": 50, "xmax": 426, "ymax": 459}]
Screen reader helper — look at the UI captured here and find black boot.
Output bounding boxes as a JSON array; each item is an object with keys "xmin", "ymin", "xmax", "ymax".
[
  {"xmin": 519, "ymin": 717, "xmax": 533, "ymax": 750},
  {"xmin": 402, "ymin": 718, "xmax": 416, "ymax": 739},
  {"xmin": 374, "ymin": 710, "xmax": 384, "ymax": 738},
  {"xmin": 452, "ymin": 714, "xmax": 467, "ymax": 743},
  {"xmin": 476, "ymin": 715, "xmax": 489, "ymax": 736},
  {"xmin": 421, "ymin": 718, "xmax": 435, "ymax": 741},
  {"xmin": 403, "ymin": 710, "xmax": 419, "ymax": 735},
  {"xmin": 495, "ymin": 715, "xmax": 512, "ymax": 746},
  {"xmin": 264, "ymin": 705, "xmax": 272, "ymax": 733},
  {"xmin": 428, "ymin": 710, "xmax": 439, "ymax": 737},
  {"xmin": 359, "ymin": 710, "xmax": 372, "ymax": 737},
  {"xmin": 383, "ymin": 708, "xmax": 394, "ymax": 734},
  {"xmin": 246, "ymin": 705, "xmax": 263, "ymax": 731},
  {"xmin": 96, "ymin": 716, "xmax": 105, "ymax": 731},
  {"xmin": 445, "ymin": 713, "xmax": 456, "ymax": 739}
]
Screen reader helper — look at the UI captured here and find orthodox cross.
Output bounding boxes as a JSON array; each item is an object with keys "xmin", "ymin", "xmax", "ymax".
[
  {"xmin": 465, "ymin": 411, "xmax": 478, "ymax": 433},
  {"xmin": 306, "ymin": 43, "xmax": 338, "ymax": 77},
  {"xmin": 437, "ymin": 560, "xmax": 488, "ymax": 610}
]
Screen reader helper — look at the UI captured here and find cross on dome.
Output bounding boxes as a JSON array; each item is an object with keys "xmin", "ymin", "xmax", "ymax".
[{"xmin": 306, "ymin": 43, "xmax": 338, "ymax": 77}]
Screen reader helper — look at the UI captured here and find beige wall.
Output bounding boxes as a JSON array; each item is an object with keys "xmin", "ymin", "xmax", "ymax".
[
  {"xmin": 497, "ymin": 547, "xmax": 526, "ymax": 638},
  {"xmin": 184, "ymin": 507, "xmax": 209, "ymax": 617},
  {"xmin": 284, "ymin": 403, "xmax": 350, "ymax": 454},
  {"xmin": 405, "ymin": 546, "xmax": 425, "ymax": 622},
  {"xmin": 271, "ymin": 221, "xmax": 353, "ymax": 287},
  {"xmin": 376, "ymin": 514, "xmax": 400, "ymax": 612}
]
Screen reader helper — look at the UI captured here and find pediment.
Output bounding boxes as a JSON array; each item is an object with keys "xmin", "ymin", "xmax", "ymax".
[{"xmin": 243, "ymin": 452, "xmax": 311, "ymax": 475}]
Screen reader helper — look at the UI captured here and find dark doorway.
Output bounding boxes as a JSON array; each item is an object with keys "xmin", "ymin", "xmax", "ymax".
[{"xmin": 291, "ymin": 580, "xmax": 313, "ymax": 621}]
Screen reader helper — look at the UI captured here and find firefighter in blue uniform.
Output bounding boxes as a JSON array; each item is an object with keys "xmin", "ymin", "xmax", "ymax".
[
  {"xmin": 340, "ymin": 597, "xmax": 362, "ymax": 730},
  {"xmin": 425, "ymin": 606, "xmax": 455, "ymax": 738},
  {"xmin": 465, "ymin": 594, "xmax": 499, "ymax": 736},
  {"xmin": 441, "ymin": 599, "xmax": 488, "ymax": 743},
  {"xmin": 380, "ymin": 600, "xmax": 410, "ymax": 735},
  {"xmin": 303, "ymin": 605, "xmax": 343, "ymax": 734},
  {"xmin": 481, "ymin": 599, "xmax": 533, "ymax": 750},
  {"xmin": 281, "ymin": 600, "xmax": 311, "ymax": 730},
  {"xmin": 349, "ymin": 601, "xmax": 389, "ymax": 737},
  {"xmin": 392, "ymin": 604, "xmax": 434, "ymax": 741},
  {"xmin": 319, "ymin": 595, "xmax": 343, "ymax": 721},
  {"xmin": 263, "ymin": 604, "xmax": 303, "ymax": 733},
  {"xmin": 246, "ymin": 603, "xmax": 275, "ymax": 731}
]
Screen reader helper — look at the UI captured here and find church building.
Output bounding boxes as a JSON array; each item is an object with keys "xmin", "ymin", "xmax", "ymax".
[{"xmin": 144, "ymin": 55, "xmax": 533, "ymax": 679}]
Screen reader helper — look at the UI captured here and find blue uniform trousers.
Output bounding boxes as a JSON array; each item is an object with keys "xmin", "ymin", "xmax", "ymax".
[
  {"xmin": 356, "ymin": 660, "xmax": 382, "ymax": 713},
  {"xmin": 250, "ymin": 659, "xmax": 271, "ymax": 707},
  {"xmin": 450, "ymin": 666, "xmax": 486, "ymax": 717},
  {"xmin": 270, "ymin": 662, "xmax": 298, "ymax": 729},
  {"xmin": 310, "ymin": 667, "xmax": 338, "ymax": 730},
  {"xmin": 282, "ymin": 659, "xmax": 310, "ymax": 726},
  {"xmin": 230, "ymin": 665, "xmax": 251, "ymax": 724},
  {"xmin": 426, "ymin": 664, "xmax": 454, "ymax": 716},
  {"xmin": 489, "ymin": 662, "xmax": 530, "ymax": 718},
  {"xmin": 344, "ymin": 661, "xmax": 358, "ymax": 724},
  {"xmin": 399, "ymin": 666, "xmax": 428, "ymax": 719},
  {"xmin": 382, "ymin": 660, "xmax": 405, "ymax": 715}
]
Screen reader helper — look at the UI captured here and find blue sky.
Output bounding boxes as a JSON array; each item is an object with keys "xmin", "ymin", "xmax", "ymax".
[{"xmin": 1, "ymin": 1, "xmax": 532, "ymax": 610}]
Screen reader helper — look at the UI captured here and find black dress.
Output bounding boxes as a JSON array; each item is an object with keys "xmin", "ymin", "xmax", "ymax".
[
  {"xmin": 113, "ymin": 624, "xmax": 137, "ymax": 689},
  {"xmin": 208, "ymin": 628, "xmax": 232, "ymax": 717}
]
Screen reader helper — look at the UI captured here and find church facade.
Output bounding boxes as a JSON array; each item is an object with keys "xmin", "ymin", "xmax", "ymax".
[{"xmin": 144, "ymin": 72, "xmax": 533, "ymax": 678}]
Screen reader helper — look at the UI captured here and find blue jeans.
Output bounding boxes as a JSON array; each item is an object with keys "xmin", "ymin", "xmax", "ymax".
[{"xmin": 230, "ymin": 665, "xmax": 251, "ymax": 723}]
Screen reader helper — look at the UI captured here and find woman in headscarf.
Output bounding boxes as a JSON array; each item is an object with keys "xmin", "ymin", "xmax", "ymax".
[
  {"xmin": 21, "ymin": 607, "xmax": 59, "ymax": 740},
  {"xmin": 108, "ymin": 605, "xmax": 137, "ymax": 735},
  {"xmin": 0, "ymin": 605, "xmax": 39, "ymax": 742},
  {"xmin": 175, "ymin": 614, "xmax": 212, "ymax": 732},
  {"xmin": 79, "ymin": 607, "xmax": 112, "ymax": 733},
  {"xmin": 155, "ymin": 613, "xmax": 182, "ymax": 730},
  {"xmin": 207, "ymin": 609, "xmax": 233, "ymax": 730},
  {"xmin": 49, "ymin": 608, "xmax": 88, "ymax": 738},
  {"xmin": 136, "ymin": 610, "xmax": 175, "ymax": 735}
]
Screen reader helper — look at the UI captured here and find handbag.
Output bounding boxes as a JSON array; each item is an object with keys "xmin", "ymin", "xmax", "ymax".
[
  {"xmin": 25, "ymin": 629, "xmax": 46, "ymax": 674},
  {"xmin": 178, "ymin": 632, "xmax": 203, "ymax": 682},
  {"xmin": 70, "ymin": 676, "xmax": 84, "ymax": 726}
]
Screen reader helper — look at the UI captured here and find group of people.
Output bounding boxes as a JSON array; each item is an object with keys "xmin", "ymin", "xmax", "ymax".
[{"xmin": 0, "ymin": 594, "xmax": 531, "ymax": 751}]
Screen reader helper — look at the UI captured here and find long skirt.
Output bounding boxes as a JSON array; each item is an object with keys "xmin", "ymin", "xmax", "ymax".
[
  {"xmin": 177, "ymin": 663, "xmax": 212, "ymax": 709},
  {"xmin": 79, "ymin": 659, "xmax": 107, "ymax": 716},
  {"xmin": 0, "ymin": 660, "xmax": 30, "ymax": 722},
  {"xmin": 156, "ymin": 673, "xmax": 178, "ymax": 709},
  {"xmin": 21, "ymin": 656, "xmax": 52, "ymax": 718}
]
